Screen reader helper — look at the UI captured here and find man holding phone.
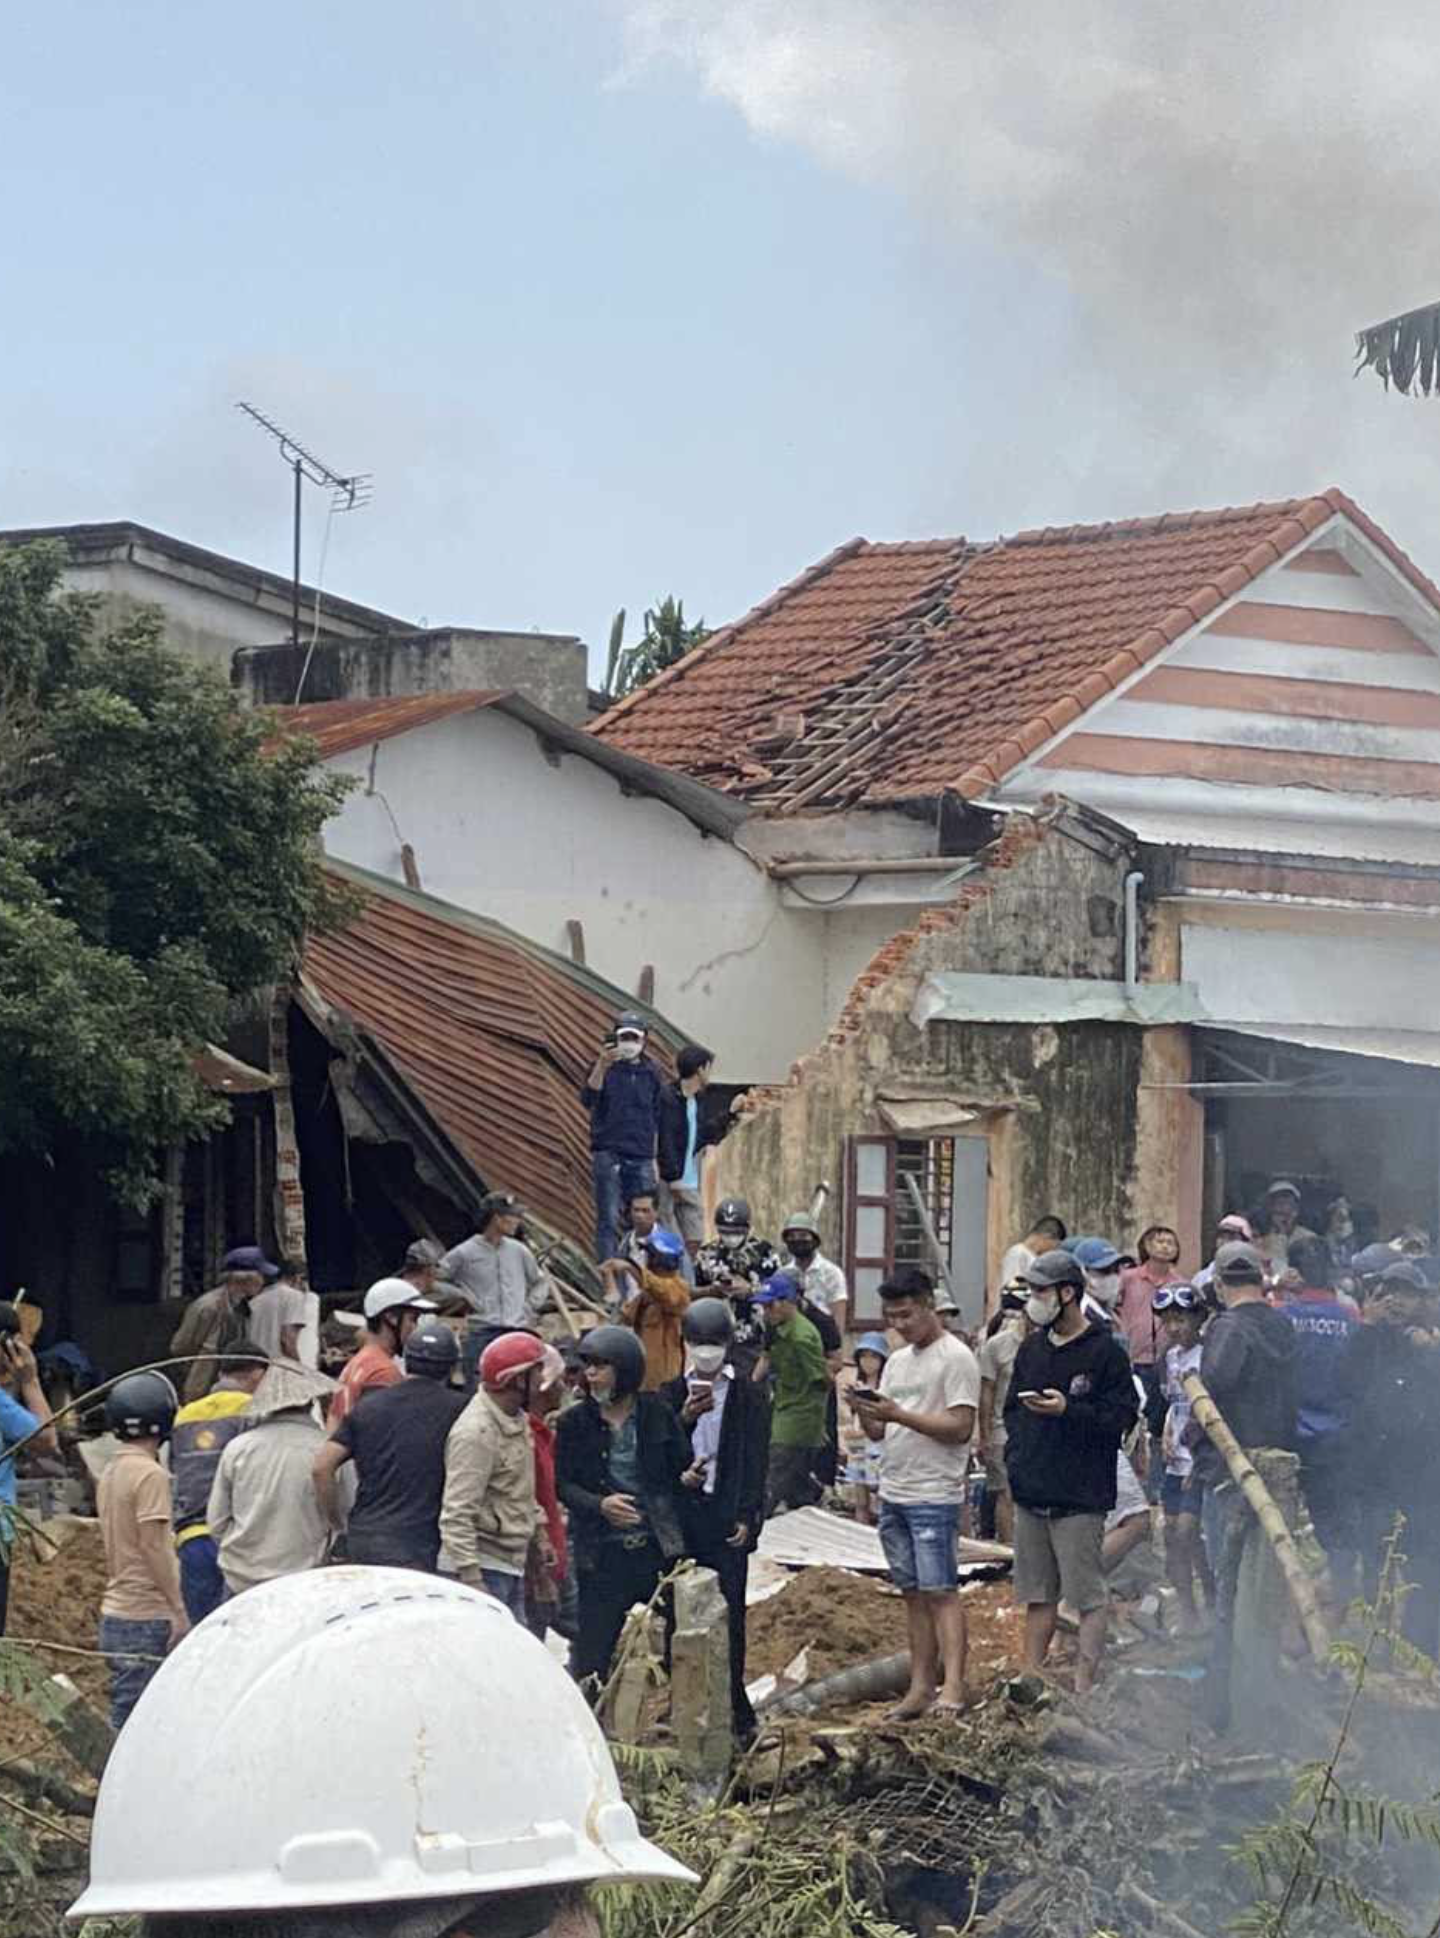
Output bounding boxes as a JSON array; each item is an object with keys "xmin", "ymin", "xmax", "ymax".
[
  {"xmin": 581, "ymin": 1012, "xmax": 664, "ymax": 1266},
  {"xmin": 1003, "ymin": 1250, "xmax": 1137, "ymax": 1694}
]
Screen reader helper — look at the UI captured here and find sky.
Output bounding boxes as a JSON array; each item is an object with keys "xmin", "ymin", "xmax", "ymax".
[{"xmin": 5, "ymin": 1, "xmax": 1440, "ymax": 680}]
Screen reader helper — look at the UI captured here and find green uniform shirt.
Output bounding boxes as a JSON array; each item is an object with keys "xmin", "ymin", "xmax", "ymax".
[{"xmin": 768, "ymin": 1310, "xmax": 830, "ymax": 1448}]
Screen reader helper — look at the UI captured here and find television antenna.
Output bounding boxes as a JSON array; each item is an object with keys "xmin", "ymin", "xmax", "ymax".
[{"xmin": 235, "ymin": 401, "xmax": 372, "ymax": 651}]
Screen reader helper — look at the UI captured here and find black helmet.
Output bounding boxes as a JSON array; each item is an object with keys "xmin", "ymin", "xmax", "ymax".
[
  {"xmin": 578, "ymin": 1325, "xmax": 647, "ymax": 1398},
  {"xmin": 104, "ymin": 1371, "xmax": 179, "ymax": 1442},
  {"xmin": 404, "ymin": 1317, "xmax": 460, "ymax": 1380},
  {"xmin": 0, "ymin": 1303, "xmax": 19, "ymax": 1339},
  {"xmin": 683, "ymin": 1298, "xmax": 735, "ymax": 1347},
  {"xmin": 715, "ymin": 1197, "xmax": 752, "ymax": 1233}
]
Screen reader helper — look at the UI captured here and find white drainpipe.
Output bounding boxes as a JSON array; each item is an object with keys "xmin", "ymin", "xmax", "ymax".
[{"xmin": 1123, "ymin": 870, "xmax": 1145, "ymax": 1004}]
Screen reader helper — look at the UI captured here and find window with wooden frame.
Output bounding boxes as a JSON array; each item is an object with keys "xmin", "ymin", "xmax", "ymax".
[
  {"xmin": 845, "ymin": 1135, "xmax": 895, "ymax": 1324},
  {"xmin": 844, "ymin": 1131, "xmax": 986, "ymax": 1323}
]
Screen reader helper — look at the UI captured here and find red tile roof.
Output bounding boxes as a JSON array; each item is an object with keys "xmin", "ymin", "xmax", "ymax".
[
  {"xmin": 303, "ymin": 863, "xmax": 677, "ymax": 1251},
  {"xmin": 590, "ymin": 490, "xmax": 1440, "ymax": 810},
  {"xmin": 270, "ymin": 693, "xmax": 506, "ymax": 759}
]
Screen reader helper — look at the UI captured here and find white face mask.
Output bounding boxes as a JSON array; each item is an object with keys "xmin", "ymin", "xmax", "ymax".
[
  {"xmin": 1086, "ymin": 1269, "xmax": 1122, "ymax": 1309},
  {"xmin": 688, "ymin": 1344, "xmax": 727, "ymax": 1376},
  {"xmin": 1026, "ymin": 1291, "xmax": 1061, "ymax": 1328},
  {"xmin": 615, "ymin": 1036, "xmax": 644, "ymax": 1061}
]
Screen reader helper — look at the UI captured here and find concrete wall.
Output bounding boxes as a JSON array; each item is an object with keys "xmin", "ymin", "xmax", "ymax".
[
  {"xmin": 317, "ymin": 710, "xmax": 831, "ymax": 1081},
  {"xmin": 716, "ymin": 811, "xmax": 1186, "ymax": 1299},
  {"xmin": 234, "ymin": 627, "xmax": 590, "ymax": 725}
]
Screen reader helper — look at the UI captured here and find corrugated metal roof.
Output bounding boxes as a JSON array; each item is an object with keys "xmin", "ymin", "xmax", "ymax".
[
  {"xmin": 270, "ymin": 693, "xmax": 508, "ymax": 758},
  {"xmin": 1118, "ymin": 809, "xmax": 1440, "ymax": 868},
  {"xmin": 303, "ymin": 861, "xmax": 680, "ymax": 1248},
  {"xmin": 1220, "ymin": 1023, "xmax": 1440, "ymax": 1070}
]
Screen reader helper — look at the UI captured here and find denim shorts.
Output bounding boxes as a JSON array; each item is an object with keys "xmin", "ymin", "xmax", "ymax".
[
  {"xmin": 1161, "ymin": 1470, "xmax": 1204, "ymax": 1517},
  {"xmin": 878, "ymin": 1500, "xmax": 961, "ymax": 1593}
]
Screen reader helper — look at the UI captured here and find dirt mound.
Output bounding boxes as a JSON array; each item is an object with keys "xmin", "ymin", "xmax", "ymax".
[{"xmin": 747, "ymin": 1567, "xmax": 1024, "ymax": 1686}]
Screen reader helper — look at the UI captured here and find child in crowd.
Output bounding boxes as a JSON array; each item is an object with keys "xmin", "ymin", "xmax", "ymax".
[
  {"xmin": 837, "ymin": 1334, "xmax": 889, "ymax": 1523},
  {"xmin": 1155, "ymin": 1283, "xmax": 1214, "ymax": 1634},
  {"xmin": 95, "ymin": 1373, "xmax": 187, "ymax": 1729}
]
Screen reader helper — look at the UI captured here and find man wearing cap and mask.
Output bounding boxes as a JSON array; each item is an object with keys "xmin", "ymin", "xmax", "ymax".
[
  {"xmin": 170, "ymin": 1246, "xmax": 278, "ymax": 1403},
  {"xmin": 1256, "ymin": 1180, "xmax": 1317, "ymax": 1282},
  {"xmin": 581, "ymin": 1010, "xmax": 665, "ymax": 1266},
  {"xmin": 781, "ymin": 1210, "xmax": 849, "ymax": 1337},
  {"xmin": 68, "ymin": 1568, "xmax": 696, "ymax": 1938}
]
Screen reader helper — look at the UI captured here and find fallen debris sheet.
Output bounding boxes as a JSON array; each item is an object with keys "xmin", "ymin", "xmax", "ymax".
[{"xmin": 757, "ymin": 1506, "xmax": 1010, "ymax": 1576}]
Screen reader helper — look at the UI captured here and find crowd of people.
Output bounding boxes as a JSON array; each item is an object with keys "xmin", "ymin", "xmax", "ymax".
[{"xmin": 4, "ymin": 1008, "xmax": 1440, "ymax": 1768}]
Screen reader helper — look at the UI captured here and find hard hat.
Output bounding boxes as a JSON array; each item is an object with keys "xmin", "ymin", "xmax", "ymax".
[
  {"xmin": 68, "ymin": 1567, "xmax": 696, "ymax": 1920},
  {"xmin": 1023, "ymin": 1250, "xmax": 1086, "ymax": 1291},
  {"xmin": 578, "ymin": 1325, "xmax": 647, "ymax": 1397},
  {"xmin": 854, "ymin": 1331, "xmax": 891, "ymax": 1362},
  {"xmin": 780, "ymin": 1210, "xmax": 820, "ymax": 1240},
  {"xmin": 362, "ymin": 1276, "xmax": 437, "ymax": 1322},
  {"xmin": 479, "ymin": 1331, "xmax": 546, "ymax": 1389},
  {"xmin": 643, "ymin": 1226, "xmax": 686, "ymax": 1266},
  {"xmin": 403, "ymin": 1318, "xmax": 460, "ymax": 1379},
  {"xmin": 103, "ymin": 1371, "xmax": 179, "ymax": 1442},
  {"xmin": 682, "ymin": 1297, "xmax": 735, "ymax": 1346},
  {"xmin": 715, "ymin": 1197, "xmax": 752, "ymax": 1231}
]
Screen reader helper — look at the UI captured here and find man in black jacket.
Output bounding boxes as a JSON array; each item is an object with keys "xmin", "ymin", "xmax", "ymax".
[
  {"xmin": 556, "ymin": 1325, "xmax": 691, "ymax": 1688},
  {"xmin": 661, "ymin": 1298, "xmax": 770, "ymax": 1740},
  {"xmin": 657, "ymin": 1044, "xmax": 716, "ymax": 1268},
  {"xmin": 1195, "ymin": 1239, "xmax": 1298, "ymax": 1728},
  {"xmin": 1004, "ymin": 1250, "xmax": 1137, "ymax": 1693}
]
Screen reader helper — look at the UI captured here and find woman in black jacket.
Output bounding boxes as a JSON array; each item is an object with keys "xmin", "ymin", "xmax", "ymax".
[
  {"xmin": 557, "ymin": 1326, "xmax": 690, "ymax": 1687},
  {"xmin": 660, "ymin": 1298, "xmax": 771, "ymax": 1739}
]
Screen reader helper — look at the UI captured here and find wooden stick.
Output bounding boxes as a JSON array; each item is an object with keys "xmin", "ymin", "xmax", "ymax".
[
  {"xmin": 1182, "ymin": 1372, "xmax": 1331, "ymax": 1664},
  {"xmin": 546, "ymin": 1279, "xmax": 585, "ymax": 1341}
]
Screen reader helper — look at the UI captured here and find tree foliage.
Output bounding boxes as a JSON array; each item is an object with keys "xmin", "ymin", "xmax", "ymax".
[
  {"xmin": 603, "ymin": 596, "xmax": 709, "ymax": 701},
  {"xmin": 0, "ymin": 542, "xmax": 354, "ymax": 1203}
]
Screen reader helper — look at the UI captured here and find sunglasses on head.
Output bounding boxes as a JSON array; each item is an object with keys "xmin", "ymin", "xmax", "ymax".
[{"xmin": 1152, "ymin": 1285, "xmax": 1200, "ymax": 1313}]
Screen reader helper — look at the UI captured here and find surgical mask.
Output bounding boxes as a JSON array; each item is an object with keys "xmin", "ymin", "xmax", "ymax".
[
  {"xmin": 1086, "ymin": 1269, "xmax": 1122, "ymax": 1309},
  {"xmin": 1026, "ymin": 1291, "xmax": 1061, "ymax": 1327},
  {"xmin": 687, "ymin": 1344, "xmax": 727, "ymax": 1376},
  {"xmin": 615, "ymin": 1035, "xmax": 644, "ymax": 1061}
]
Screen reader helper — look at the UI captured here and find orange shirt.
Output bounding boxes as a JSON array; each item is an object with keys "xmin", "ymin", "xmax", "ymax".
[
  {"xmin": 622, "ymin": 1269, "xmax": 691, "ymax": 1391},
  {"xmin": 327, "ymin": 1342, "xmax": 402, "ymax": 1428}
]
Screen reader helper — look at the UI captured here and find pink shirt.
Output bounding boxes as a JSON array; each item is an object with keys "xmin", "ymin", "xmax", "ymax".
[{"xmin": 1116, "ymin": 1260, "xmax": 1183, "ymax": 1367}]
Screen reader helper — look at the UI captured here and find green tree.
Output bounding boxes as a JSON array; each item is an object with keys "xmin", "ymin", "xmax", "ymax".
[
  {"xmin": 602, "ymin": 595, "xmax": 709, "ymax": 701},
  {"xmin": 0, "ymin": 541, "xmax": 353, "ymax": 1203}
]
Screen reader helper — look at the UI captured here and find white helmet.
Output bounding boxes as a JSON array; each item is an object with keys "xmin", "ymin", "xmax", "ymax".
[
  {"xmin": 69, "ymin": 1568, "xmax": 696, "ymax": 1921},
  {"xmin": 361, "ymin": 1275, "xmax": 437, "ymax": 1322}
]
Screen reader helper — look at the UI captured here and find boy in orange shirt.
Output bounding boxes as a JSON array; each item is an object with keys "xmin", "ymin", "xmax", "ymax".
[{"xmin": 621, "ymin": 1228, "xmax": 692, "ymax": 1390}]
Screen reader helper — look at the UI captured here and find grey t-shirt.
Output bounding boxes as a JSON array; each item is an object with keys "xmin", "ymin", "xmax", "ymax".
[
  {"xmin": 245, "ymin": 1281, "xmax": 309, "ymax": 1362},
  {"xmin": 878, "ymin": 1331, "xmax": 981, "ymax": 1506},
  {"xmin": 439, "ymin": 1234, "xmax": 543, "ymax": 1328},
  {"xmin": 977, "ymin": 1320, "xmax": 1024, "ymax": 1455}
]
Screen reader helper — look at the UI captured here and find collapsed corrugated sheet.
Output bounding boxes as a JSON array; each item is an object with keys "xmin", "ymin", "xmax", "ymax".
[
  {"xmin": 758, "ymin": 1505, "xmax": 1011, "ymax": 1578},
  {"xmin": 303, "ymin": 861, "xmax": 678, "ymax": 1249}
]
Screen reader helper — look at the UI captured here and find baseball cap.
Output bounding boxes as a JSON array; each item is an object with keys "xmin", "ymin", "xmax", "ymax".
[
  {"xmin": 1216, "ymin": 1213, "xmax": 1255, "ymax": 1240},
  {"xmin": 1071, "ymin": 1237, "xmax": 1124, "ymax": 1272},
  {"xmin": 1351, "ymin": 1242, "xmax": 1401, "ymax": 1281},
  {"xmin": 403, "ymin": 1238, "xmax": 444, "ymax": 1268},
  {"xmin": 1024, "ymin": 1249, "xmax": 1086, "ymax": 1290},
  {"xmin": 1266, "ymin": 1179, "xmax": 1302, "ymax": 1200},
  {"xmin": 362, "ymin": 1276, "xmax": 438, "ymax": 1321},
  {"xmin": 222, "ymin": 1246, "xmax": 281, "ymax": 1280},
  {"xmin": 1214, "ymin": 1241, "xmax": 1265, "ymax": 1283},
  {"xmin": 752, "ymin": 1273, "xmax": 802, "ymax": 1306}
]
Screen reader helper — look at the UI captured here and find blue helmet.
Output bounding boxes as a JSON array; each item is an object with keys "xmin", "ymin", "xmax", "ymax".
[{"xmin": 644, "ymin": 1226, "xmax": 687, "ymax": 1267}]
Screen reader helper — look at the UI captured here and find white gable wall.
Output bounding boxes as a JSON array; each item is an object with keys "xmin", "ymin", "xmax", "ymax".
[{"xmin": 319, "ymin": 709, "xmax": 834, "ymax": 1081}]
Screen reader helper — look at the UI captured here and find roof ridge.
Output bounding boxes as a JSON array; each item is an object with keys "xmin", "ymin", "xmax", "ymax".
[
  {"xmin": 587, "ymin": 536, "xmax": 872, "ymax": 736},
  {"xmin": 998, "ymin": 493, "xmax": 1326, "ymax": 549}
]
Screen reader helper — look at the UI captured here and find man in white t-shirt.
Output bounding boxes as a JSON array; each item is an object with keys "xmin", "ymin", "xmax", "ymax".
[
  {"xmin": 852, "ymin": 1266, "xmax": 979, "ymax": 1721},
  {"xmin": 245, "ymin": 1268, "xmax": 308, "ymax": 1364}
]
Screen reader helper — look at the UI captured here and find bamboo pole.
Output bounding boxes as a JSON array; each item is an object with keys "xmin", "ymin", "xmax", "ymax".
[{"xmin": 1182, "ymin": 1372, "xmax": 1331, "ymax": 1664}]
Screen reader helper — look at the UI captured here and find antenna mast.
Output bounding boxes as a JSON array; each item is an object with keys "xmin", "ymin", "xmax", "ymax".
[{"xmin": 235, "ymin": 401, "xmax": 372, "ymax": 651}]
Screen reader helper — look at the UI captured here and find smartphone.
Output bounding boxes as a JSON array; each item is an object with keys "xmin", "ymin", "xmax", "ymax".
[
  {"xmin": 688, "ymin": 1378, "xmax": 714, "ymax": 1398},
  {"xmin": 1016, "ymin": 1389, "xmax": 1041, "ymax": 1400},
  {"xmin": 851, "ymin": 1386, "xmax": 882, "ymax": 1404}
]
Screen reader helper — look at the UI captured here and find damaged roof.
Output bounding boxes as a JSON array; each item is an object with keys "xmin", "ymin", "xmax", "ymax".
[
  {"xmin": 590, "ymin": 491, "xmax": 1440, "ymax": 812},
  {"xmin": 302, "ymin": 861, "xmax": 680, "ymax": 1249}
]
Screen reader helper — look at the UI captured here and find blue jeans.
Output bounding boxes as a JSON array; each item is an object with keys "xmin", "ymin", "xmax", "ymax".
[
  {"xmin": 591, "ymin": 1151, "xmax": 656, "ymax": 1265},
  {"xmin": 178, "ymin": 1534, "xmax": 226, "ymax": 1624},
  {"xmin": 480, "ymin": 1569, "xmax": 526, "ymax": 1622},
  {"xmin": 879, "ymin": 1500, "xmax": 962, "ymax": 1594},
  {"xmin": 99, "ymin": 1615, "xmax": 171, "ymax": 1730}
]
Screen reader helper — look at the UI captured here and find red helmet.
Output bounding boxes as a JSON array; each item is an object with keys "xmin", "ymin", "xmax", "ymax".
[{"xmin": 479, "ymin": 1330, "xmax": 547, "ymax": 1389}]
